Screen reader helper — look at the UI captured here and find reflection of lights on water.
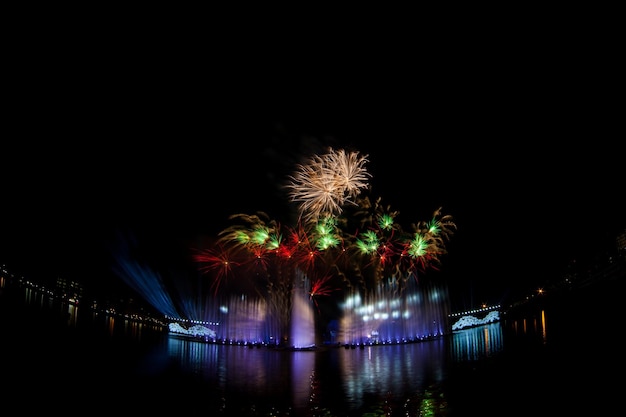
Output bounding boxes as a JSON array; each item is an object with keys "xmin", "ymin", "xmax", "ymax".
[
  {"xmin": 483, "ymin": 326, "xmax": 490, "ymax": 356},
  {"xmin": 107, "ymin": 316, "xmax": 115, "ymax": 336},
  {"xmin": 67, "ymin": 303, "xmax": 78, "ymax": 327},
  {"xmin": 509, "ymin": 308, "xmax": 550, "ymax": 346},
  {"xmin": 451, "ymin": 323, "xmax": 503, "ymax": 361}
]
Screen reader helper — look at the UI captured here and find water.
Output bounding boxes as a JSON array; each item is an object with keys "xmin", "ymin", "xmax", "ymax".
[{"xmin": 0, "ymin": 274, "xmax": 619, "ymax": 416}]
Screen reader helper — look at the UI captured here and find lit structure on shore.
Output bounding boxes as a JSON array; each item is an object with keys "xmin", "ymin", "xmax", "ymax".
[{"xmin": 449, "ymin": 305, "xmax": 501, "ymax": 331}]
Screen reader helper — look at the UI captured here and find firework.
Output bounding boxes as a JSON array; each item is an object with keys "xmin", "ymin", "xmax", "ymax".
[
  {"xmin": 191, "ymin": 244, "xmax": 241, "ymax": 295},
  {"xmin": 286, "ymin": 147, "xmax": 371, "ymax": 224},
  {"xmin": 199, "ymin": 148, "xmax": 455, "ymax": 299}
]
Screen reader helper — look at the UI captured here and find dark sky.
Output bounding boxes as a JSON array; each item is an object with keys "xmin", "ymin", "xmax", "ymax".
[{"xmin": 3, "ymin": 29, "xmax": 623, "ymax": 313}]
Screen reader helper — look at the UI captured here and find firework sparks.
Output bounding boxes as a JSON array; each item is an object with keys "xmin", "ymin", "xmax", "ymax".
[
  {"xmin": 309, "ymin": 274, "xmax": 338, "ymax": 298},
  {"xmin": 286, "ymin": 147, "xmax": 371, "ymax": 224},
  {"xmin": 192, "ymin": 244, "xmax": 241, "ymax": 295},
  {"xmin": 200, "ymin": 151, "xmax": 456, "ymax": 296}
]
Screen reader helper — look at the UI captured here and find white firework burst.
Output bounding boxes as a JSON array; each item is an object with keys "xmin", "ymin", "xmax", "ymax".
[{"xmin": 287, "ymin": 148, "xmax": 371, "ymax": 223}]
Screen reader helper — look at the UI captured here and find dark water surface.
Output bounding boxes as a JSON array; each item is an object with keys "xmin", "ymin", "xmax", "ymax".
[{"xmin": 0, "ymin": 274, "xmax": 619, "ymax": 416}]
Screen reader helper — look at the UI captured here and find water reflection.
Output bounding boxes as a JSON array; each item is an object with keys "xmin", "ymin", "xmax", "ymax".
[
  {"xmin": 105, "ymin": 315, "xmax": 116, "ymax": 336},
  {"xmin": 541, "ymin": 309, "xmax": 547, "ymax": 343},
  {"xmin": 450, "ymin": 323, "xmax": 504, "ymax": 361},
  {"xmin": 18, "ymin": 281, "xmax": 163, "ymax": 341},
  {"xmin": 158, "ymin": 324, "xmax": 505, "ymax": 414},
  {"xmin": 67, "ymin": 303, "xmax": 78, "ymax": 327},
  {"xmin": 164, "ymin": 336, "xmax": 315, "ymax": 412},
  {"xmin": 505, "ymin": 308, "xmax": 549, "ymax": 344},
  {"xmin": 338, "ymin": 339, "xmax": 448, "ymax": 411},
  {"xmin": 291, "ymin": 352, "xmax": 316, "ymax": 413}
]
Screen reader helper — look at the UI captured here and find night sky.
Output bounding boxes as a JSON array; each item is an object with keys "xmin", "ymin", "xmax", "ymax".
[{"xmin": 3, "ymin": 31, "xmax": 624, "ymax": 313}]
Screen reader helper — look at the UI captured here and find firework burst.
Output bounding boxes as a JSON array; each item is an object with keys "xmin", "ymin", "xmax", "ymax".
[
  {"xmin": 286, "ymin": 147, "xmax": 371, "ymax": 224},
  {"xmin": 192, "ymin": 244, "xmax": 241, "ymax": 295}
]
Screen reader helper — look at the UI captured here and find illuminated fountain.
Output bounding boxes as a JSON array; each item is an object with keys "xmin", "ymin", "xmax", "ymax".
[
  {"xmin": 220, "ymin": 294, "xmax": 273, "ymax": 345},
  {"xmin": 340, "ymin": 276, "xmax": 450, "ymax": 346},
  {"xmin": 214, "ymin": 270, "xmax": 316, "ymax": 348},
  {"xmin": 290, "ymin": 273, "xmax": 316, "ymax": 348}
]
